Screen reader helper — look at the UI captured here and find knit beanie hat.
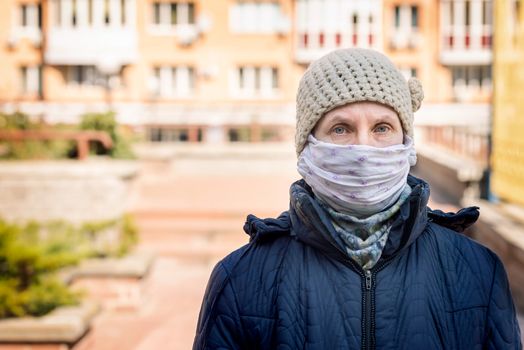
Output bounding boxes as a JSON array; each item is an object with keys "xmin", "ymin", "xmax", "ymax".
[{"xmin": 295, "ymin": 48, "xmax": 424, "ymax": 155}]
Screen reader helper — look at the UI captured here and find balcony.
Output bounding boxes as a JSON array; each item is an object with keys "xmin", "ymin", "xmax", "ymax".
[
  {"xmin": 440, "ymin": 26, "xmax": 492, "ymax": 65},
  {"xmin": 295, "ymin": 47, "xmax": 337, "ymax": 64},
  {"xmin": 390, "ymin": 30, "xmax": 420, "ymax": 50},
  {"xmin": 8, "ymin": 27, "xmax": 42, "ymax": 47},
  {"xmin": 295, "ymin": 32, "xmax": 376, "ymax": 64},
  {"xmin": 45, "ymin": 27, "xmax": 138, "ymax": 70}
]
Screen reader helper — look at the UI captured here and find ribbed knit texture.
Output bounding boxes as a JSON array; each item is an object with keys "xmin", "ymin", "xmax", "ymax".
[{"xmin": 295, "ymin": 48, "xmax": 424, "ymax": 155}]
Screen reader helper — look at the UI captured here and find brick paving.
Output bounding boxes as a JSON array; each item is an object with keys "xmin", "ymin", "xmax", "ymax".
[{"xmin": 72, "ymin": 147, "xmax": 521, "ymax": 349}]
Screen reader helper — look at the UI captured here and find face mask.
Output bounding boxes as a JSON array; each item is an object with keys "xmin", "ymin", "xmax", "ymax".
[{"xmin": 297, "ymin": 135, "xmax": 417, "ymax": 217}]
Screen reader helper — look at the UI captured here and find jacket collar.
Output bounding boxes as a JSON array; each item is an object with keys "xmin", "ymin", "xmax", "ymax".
[
  {"xmin": 244, "ymin": 175, "xmax": 479, "ymax": 267},
  {"xmin": 288, "ymin": 175, "xmax": 427, "ymax": 265}
]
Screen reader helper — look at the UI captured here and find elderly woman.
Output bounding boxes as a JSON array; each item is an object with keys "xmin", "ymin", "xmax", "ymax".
[{"xmin": 193, "ymin": 49, "xmax": 521, "ymax": 349}]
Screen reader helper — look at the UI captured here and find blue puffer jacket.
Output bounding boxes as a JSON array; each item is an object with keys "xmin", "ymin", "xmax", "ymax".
[{"xmin": 194, "ymin": 176, "xmax": 522, "ymax": 349}]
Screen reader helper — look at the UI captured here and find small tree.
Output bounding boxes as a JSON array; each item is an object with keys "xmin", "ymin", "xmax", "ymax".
[
  {"xmin": 79, "ymin": 112, "xmax": 135, "ymax": 159},
  {"xmin": 0, "ymin": 112, "xmax": 73, "ymax": 160},
  {"xmin": 0, "ymin": 220, "xmax": 82, "ymax": 318},
  {"xmin": 0, "ymin": 214, "xmax": 139, "ymax": 318}
]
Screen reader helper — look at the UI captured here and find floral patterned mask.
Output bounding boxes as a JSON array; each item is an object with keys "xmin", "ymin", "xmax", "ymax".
[{"xmin": 297, "ymin": 135, "xmax": 417, "ymax": 217}]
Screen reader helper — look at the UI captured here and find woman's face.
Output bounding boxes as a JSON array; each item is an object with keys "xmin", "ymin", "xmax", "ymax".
[{"xmin": 313, "ymin": 102, "xmax": 404, "ymax": 147}]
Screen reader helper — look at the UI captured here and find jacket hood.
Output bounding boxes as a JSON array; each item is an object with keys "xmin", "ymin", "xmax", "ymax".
[
  {"xmin": 244, "ymin": 211, "xmax": 291, "ymax": 243},
  {"xmin": 427, "ymin": 206, "xmax": 479, "ymax": 233},
  {"xmin": 244, "ymin": 175, "xmax": 479, "ymax": 266}
]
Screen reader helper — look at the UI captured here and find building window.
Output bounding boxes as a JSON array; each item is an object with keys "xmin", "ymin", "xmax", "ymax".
[
  {"xmin": 399, "ymin": 66, "xmax": 418, "ymax": 80},
  {"xmin": 104, "ymin": 0, "xmax": 111, "ymax": 24},
  {"xmin": 482, "ymin": 1, "xmax": 492, "ymax": 26},
  {"xmin": 228, "ymin": 127, "xmax": 251, "ymax": 142},
  {"xmin": 151, "ymin": 66, "xmax": 195, "ymax": 97},
  {"xmin": 121, "ymin": 0, "xmax": 127, "ymax": 25},
  {"xmin": 271, "ymin": 67, "xmax": 279, "ymax": 89},
  {"xmin": 20, "ymin": 4, "xmax": 41, "ymax": 29},
  {"xmin": 14, "ymin": 3, "xmax": 42, "ymax": 44},
  {"xmin": 391, "ymin": 5, "xmax": 419, "ymax": 49},
  {"xmin": 352, "ymin": 13, "xmax": 358, "ymax": 45},
  {"xmin": 62, "ymin": 66, "xmax": 108, "ymax": 87},
  {"xmin": 50, "ymin": 0, "xmax": 130, "ymax": 28},
  {"xmin": 151, "ymin": 2, "xmax": 195, "ymax": 27},
  {"xmin": 452, "ymin": 65, "xmax": 492, "ymax": 99},
  {"xmin": 20, "ymin": 66, "xmax": 42, "ymax": 95},
  {"xmin": 411, "ymin": 6, "xmax": 418, "ymax": 28},
  {"xmin": 148, "ymin": 127, "xmax": 202, "ymax": 142},
  {"xmin": 368, "ymin": 15, "xmax": 374, "ymax": 45},
  {"xmin": 229, "ymin": 1, "xmax": 282, "ymax": 33},
  {"xmin": 295, "ymin": 0, "xmax": 379, "ymax": 54},
  {"xmin": 441, "ymin": 0, "xmax": 493, "ymax": 50},
  {"xmin": 234, "ymin": 66, "xmax": 279, "ymax": 98}
]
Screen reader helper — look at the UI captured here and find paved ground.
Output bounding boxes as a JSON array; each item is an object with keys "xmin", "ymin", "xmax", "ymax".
[
  {"xmin": 72, "ymin": 145, "xmax": 523, "ymax": 349},
  {"xmin": 73, "ymin": 147, "xmax": 298, "ymax": 350}
]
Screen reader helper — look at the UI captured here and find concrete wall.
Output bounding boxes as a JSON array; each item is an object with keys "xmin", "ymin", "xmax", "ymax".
[{"xmin": 0, "ymin": 160, "xmax": 138, "ymax": 223}]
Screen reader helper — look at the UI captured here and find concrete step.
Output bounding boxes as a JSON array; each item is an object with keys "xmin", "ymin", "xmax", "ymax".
[
  {"xmin": 138, "ymin": 228, "xmax": 246, "ymax": 246},
  {"xmin": 133, "ymin": 211, "xmax": 249, "ymax": 260},
  {"xmin": 136, "ymin": 239, "xmax": 247, "ymax": 262},
  {"xmin": 134, "ymin": 216, "xmax": 244, "ymax": 234}
]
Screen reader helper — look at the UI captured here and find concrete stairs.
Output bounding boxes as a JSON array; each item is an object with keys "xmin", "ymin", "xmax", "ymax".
[{"xmin": 131, "ymin": 210, "xmax": 249, "ymax": 265}]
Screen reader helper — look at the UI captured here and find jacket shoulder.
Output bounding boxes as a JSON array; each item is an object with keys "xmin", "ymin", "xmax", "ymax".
[
  {"xmin": 427, "ymin": 221, "xmax": 498, "ymax": 261},
  {"xmin": 222, "ymin": 234, "xmax": 295, "ymax": 280},
  {"xmin": 425, "ymin": 221, "xmax": 500, "ymax": 280}
]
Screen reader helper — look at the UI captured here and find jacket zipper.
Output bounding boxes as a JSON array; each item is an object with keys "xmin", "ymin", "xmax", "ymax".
[
  {"xmin": 358, "ymin": 257, "xmax": 395, "ymax": 350},
  {"xmin": 363, "ymin": 269, "xmax": 373, "ymax": 350},
  {"xmin": 320, "ymin": 243, "xmax": 396, "ymax": 350}
]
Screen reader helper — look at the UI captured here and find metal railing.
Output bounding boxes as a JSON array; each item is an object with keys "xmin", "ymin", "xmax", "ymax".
[{"xmin": 0, "ymin": 130, "xmax": 113, "ymax": 160}]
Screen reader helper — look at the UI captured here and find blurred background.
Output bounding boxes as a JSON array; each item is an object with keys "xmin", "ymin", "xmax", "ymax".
[{"xmin": 0, "ymin": 0, "xmax": 523, "ymax": 349}]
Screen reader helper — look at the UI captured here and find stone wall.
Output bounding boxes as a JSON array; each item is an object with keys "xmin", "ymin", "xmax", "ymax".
[{"xmin": 0, "ymin": 160, "xmax": 138, "ymax": 223}]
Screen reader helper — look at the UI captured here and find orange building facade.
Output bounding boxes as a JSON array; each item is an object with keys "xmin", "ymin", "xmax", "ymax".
[{"xmin": 0, "ymin": 0, "xmax": 493, "ymax": 143}]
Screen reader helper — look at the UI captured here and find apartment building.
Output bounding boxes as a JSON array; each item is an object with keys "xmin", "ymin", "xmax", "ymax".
[
  {"xmin": 382, "ymin": 0, "xmax": 440, "ymax": 100},
  {"xmin": 491, "ymin": 0, "xmax": 524, "ymax": 205},
  {"xmin": 0, "ymin": 0, "xmax": 493, "ymax": 143},
  {"xmin": 294, "ymin": 0, "xmax": 382, "ymax": 63},
  {"xmin": 439, "ymin": 0, "xmax": 493, "ymax": 102},
  {"xmin": 0, "ymin": 0, "xmax": 303, "ymax": 143}
]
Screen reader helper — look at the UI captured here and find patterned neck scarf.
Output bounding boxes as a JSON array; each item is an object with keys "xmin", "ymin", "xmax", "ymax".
[{"xmin": 320, "ymin": 184, "xmax": 412, "ymax": 270}]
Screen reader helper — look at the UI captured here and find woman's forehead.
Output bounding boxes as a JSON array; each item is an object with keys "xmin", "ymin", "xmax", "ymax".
[{"xmin": 321, "ymin": 102, "xmax": 400, "ymax": 124}]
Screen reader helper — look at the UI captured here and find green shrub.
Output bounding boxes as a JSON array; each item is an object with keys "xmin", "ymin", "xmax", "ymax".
[
  {"xmin": 0, "ymin": 220, "xmax": 81, "ymax": 318},
  {"xmin": 118, "ymin": 214, "xmax": 139, "ymax": 256},
  {"xmin": 0, "ymin": 111, "xmax": 33, "ymax": 130},
  {"xmin": 0, "ymin": 112, "xmax": 75, "ymax": 160},
  {"xmin": 78, "ymin": 215, "xmax": 138, "ymax": 257},
  {"xmin": 0, "ymin": 278, "xmax": 79, "ymax": 318},
  {"xmin": 0, "ymin": 111, "xmax": 135, "ymax": 160},
  {"xmin": 0, "ymin": 214, "xmax": 139, "ymax": 318},
  {"xmin": 5, "ymin": 139, "xmax": 74, "ymax": 160},
  {"xmin": 79, "ymin": 112, "xmax": 135, "ymax": 159}
]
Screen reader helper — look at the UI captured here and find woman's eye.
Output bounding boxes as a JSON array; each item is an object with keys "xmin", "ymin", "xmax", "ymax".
[
  {"xmin": 333, "ymin": 126, "xmax": 346, "ymax": 134},
  {"xmin": 374, "ymin": 125, "xmax": 390, "ymax": 133}
]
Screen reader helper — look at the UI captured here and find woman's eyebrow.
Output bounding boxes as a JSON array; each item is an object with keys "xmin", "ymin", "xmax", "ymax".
[
  {"xmin": 324, "ymin": 115, "xmax": 356, "ymax": 124},
  {"xmin": 370, "ymin": 114, "xmax": 398, "ymax": 123}
]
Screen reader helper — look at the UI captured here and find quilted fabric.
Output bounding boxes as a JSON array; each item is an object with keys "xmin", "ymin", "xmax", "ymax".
[{"xmin": 193, "ymin": 176, "xmax": 522, "ymax": 349}]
